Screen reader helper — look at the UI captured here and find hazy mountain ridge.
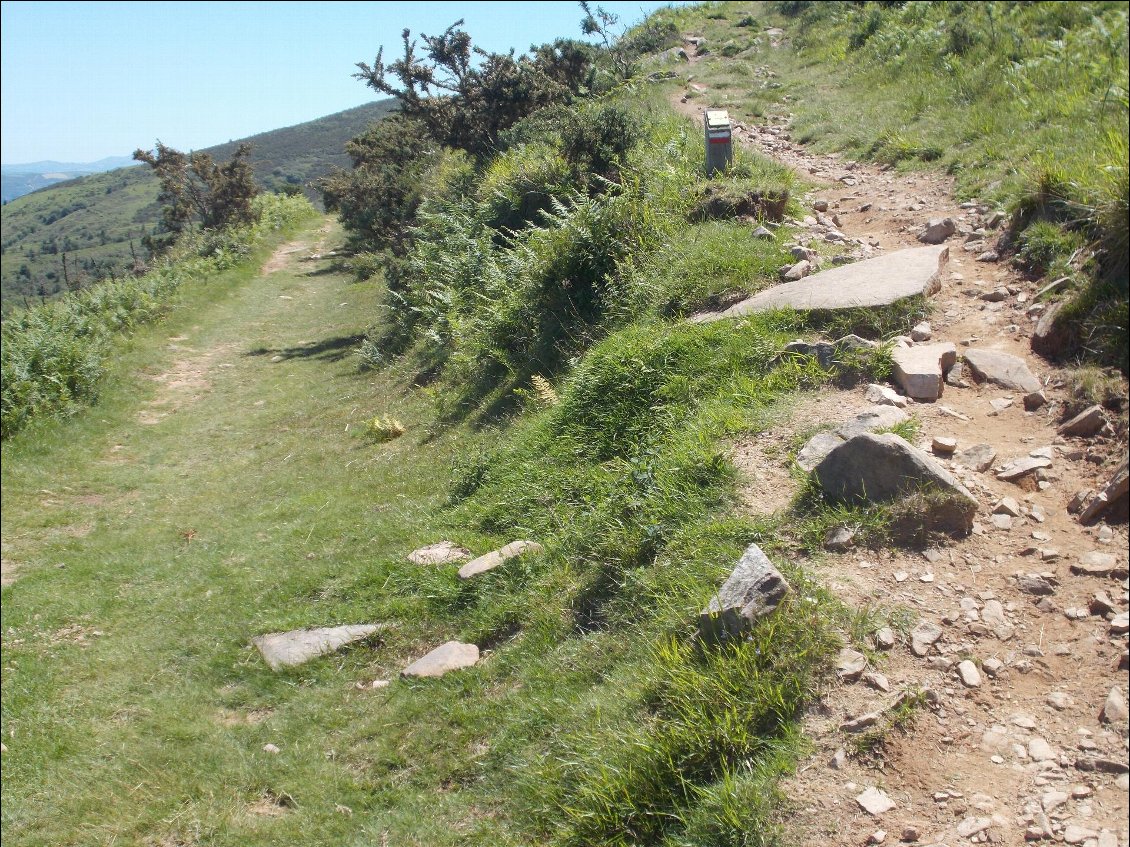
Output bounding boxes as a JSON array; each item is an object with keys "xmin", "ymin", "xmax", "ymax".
[
  {"xmin": 2, "ymin": 158, "xmax": 139, "ymax": 203},
  {"xmin": 1, "ymin": 100, "xmax": 395, "ymax": 307}
]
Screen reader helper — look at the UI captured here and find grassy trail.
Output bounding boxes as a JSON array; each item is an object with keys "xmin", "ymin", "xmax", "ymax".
[{"xmin": 1, "ymin": 218, "xmax": 488, "ymax": 846}]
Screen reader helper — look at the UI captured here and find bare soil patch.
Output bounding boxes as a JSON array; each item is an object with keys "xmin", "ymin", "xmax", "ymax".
[{"xmin": 138, "ymin": 342, "xmax": 236, "ymax": 425}]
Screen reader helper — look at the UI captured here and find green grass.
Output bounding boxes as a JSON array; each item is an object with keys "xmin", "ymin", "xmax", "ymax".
[{"xmin": 1, "ymin": 207, "xmax": 904, "ymax": 845}]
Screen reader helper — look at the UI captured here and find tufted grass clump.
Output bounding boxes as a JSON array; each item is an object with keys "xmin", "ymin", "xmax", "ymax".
[{"xmin": 365, "ymin": 415, "xmax": 406, "ymax": 442}]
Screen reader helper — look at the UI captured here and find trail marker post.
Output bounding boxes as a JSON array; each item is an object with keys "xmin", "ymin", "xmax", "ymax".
[{"xmin": 704, "ymin": 109, "xmax": 733, "ymax": 176}]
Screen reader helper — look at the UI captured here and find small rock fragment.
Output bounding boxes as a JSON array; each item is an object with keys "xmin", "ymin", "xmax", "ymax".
[
  {"xmin": 865, "ymin": 383, "xmax": 908, "ymax": 408},
  {"xmin": 956, "ymin": 443, "xmax": 996, "ymax": 472},
  {"xmin": 1058, "ymin": 405, "xmax": 1107, "ymax": 438},
  {"xmin": 864, "ymin": 671, "xmax": 891, "ymax": 692},
  {"xmin": 918, "ymin": 217, "xmax": 956, "ymax": 244},
  {"xmin": 1070, "ymin": 552, "xmax": 1121, "ymax": 578},
  {"xmin": 955, "ymin": 816, "xmax": 991, "ymax": 838},
  {"xmin": 401, "ymin": 641, "xmax": 480, "ymax": 678},
  {"xmin": 407, "ymin": 540, "xmax": 471, "ymax": 566},
  {"xmin": 699, "ymin": 544, "xmax": 790, "ymax": 642},
  {"xmin": 458, "ymin": 540, "xmax": 543, "ymax": 579},
  {"xmin": 932, "ymin": 436, "xmax": 958, "ymax": 455},
  {"xmin": 824, "ymin": 525, "xmax": 856, "ymax": 552},
  {"xmin": 1101, "ymin": 687, "xmax": 1128, "ymax": 725},
  {"xmin": 856, "ymin": 786, "xmax": 896, "ymax": 816},
  {"xmin": 875, "ymin": 627, "xmax": 896, "ymax": 650},
  {"xmin": 910, "ymin": 321, "xmax": 933, "ymax": 341},
  {"xmin": 957, "ymin": 660, "xmax": 982, "ymax": 688},
  {"xmin": 1028, "ymin": 737, "xmax": 1056, "ymax": 762},
  {"xmin": 836, "ymin": 648, "xmax": 868, "ymax": 681},
  {"xmin": 911, "ymin": 621, "xmax": 943, "ymax": 657},
  {"xmin": 996, "ymin": 456, "xmax": 1052, "ymax": 483},
  {"xmin": 993, "ymin": 496, "xmax": 1022, "ymax": 517}
]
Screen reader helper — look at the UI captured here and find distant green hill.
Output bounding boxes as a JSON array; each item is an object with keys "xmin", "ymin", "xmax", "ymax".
[{"xmin": 1, "ymin": 100, "xmax": 395, "ymax": 309}]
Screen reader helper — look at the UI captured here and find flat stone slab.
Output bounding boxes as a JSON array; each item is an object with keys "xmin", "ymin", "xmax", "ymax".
[
  {"xmin": 996, "ymin": 456, "xmax": 1051, "ymax": 482},
  {"xmin": 401, "ymin": 640, "xmax": 479, "ymax": 678},
  {"xmin": 856, "ymin": 786, "xmax": 896, "ymax": 816},
  {"xmin": 408, "ymin": 541, "xmax": 470, "ymax": 566},
  {"xmin": 692, "ymin": 245, "xmax": 947, "ymax": 322},
  {"xmin": 253, "ymin": 624, "xmax": 379, "ymax": 671},
  {"xmin": 458, "ymin": 540, "xmax": 543, "ymax": 579},
  {"xmin": 963, "ymin": 348, "xmax": 1042, "ymax": 393}
]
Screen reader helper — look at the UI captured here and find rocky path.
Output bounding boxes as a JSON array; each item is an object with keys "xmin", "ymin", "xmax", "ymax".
[{"xmin": 673, "ymin": 39, "xmax": 1129, "ymax": 847}]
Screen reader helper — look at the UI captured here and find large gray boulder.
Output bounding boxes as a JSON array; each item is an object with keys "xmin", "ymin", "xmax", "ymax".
[
  {"xmin": 796, "ymin": 406, "xmax": 909, "ymax": 472},
  {"xmin": 253, "ymin": 624, "xmax": 380, "ymax": 671},
  {"xmin": 962, "ymin": 348, "xmax": 1043, "ymax": 393},
  {"xmin": 814, "ymin": 433, "xmax": 979, "ymax": 534},
  {"xmin": 699, "ymin": 543, "xmax": 790, "ymax": 643},
  {"xmin": 691, "ymin": 245, "xmax": 948, "ymax": 322}
]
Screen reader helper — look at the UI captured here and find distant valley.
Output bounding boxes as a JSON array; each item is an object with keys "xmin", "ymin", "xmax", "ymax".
[
  {"xmin": 1, "ymin": 156, "xmax": 139, "ymax": 203},
  {"xmin": 1, "ymin": 100, "xmax": 394, "ymax": 308}
]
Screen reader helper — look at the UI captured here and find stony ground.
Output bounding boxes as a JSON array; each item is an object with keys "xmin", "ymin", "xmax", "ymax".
[{"xmin": 675, "ymin": 39, "xmax": 1129, "ymax": 847}]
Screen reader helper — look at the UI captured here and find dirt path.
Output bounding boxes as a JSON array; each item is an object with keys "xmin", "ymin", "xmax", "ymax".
[
  {"xmin": 260, "ymin": 221, "xmax": 335, "ymax": 276},
  {"xmin": 674, "ymin": 38, "xmax": 1129, "ymax": 847}
]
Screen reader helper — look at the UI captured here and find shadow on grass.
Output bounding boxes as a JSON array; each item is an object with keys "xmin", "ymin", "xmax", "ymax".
[{"xmin": 246, "ymin": 333, "xmax": 365, "ymax": 363}]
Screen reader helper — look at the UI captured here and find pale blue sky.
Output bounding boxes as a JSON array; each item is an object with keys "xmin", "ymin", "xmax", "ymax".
[{"xmin": 1, "ymin": 0, "xmax": 683, "ymax": 164}]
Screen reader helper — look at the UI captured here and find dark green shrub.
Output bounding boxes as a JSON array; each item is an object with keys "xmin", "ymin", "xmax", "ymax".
[{"xmin": 560, "ymin": 103, "xmax": 642, "ymax": 182}]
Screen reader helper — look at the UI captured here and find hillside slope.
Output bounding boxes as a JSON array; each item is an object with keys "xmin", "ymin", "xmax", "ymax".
[
  {"xmin": 0, "ymin": 100, "xmax": 395, "ymax": 308},
  {"xmin": 2, "ymin": 3, "xmax": 1126, "ymax": 846}
]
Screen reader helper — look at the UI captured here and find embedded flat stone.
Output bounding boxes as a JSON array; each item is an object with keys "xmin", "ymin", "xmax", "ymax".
[
  {"xmin": 253, "ymin": 624, "xmax": 379, "ymax": 671},
  {"xmin": 857, "ymin": 786, "xmax": 896, "ymax": 816},
  {"xmin": 996, "ymin": 456, "xmax": 1051, "ymax": 482},
  {"xmin": 401, "ymin": 640, "xmax": 479, "ymax": 678},
  {"xmin": 692, "ymin": 245, "xmax": 948, "ymax": 322},
  {"xmin": 963, "ymin": 348, "xmax": 1043, "ymax": 393},
  {"xmin": 408, "ymin": 541, "xmax": 471, "ymax": 566},
  {"xmin": 457, "ymin": 540, "xmax": 543, "ymax": 579},
  {"xmin": 956, "ymin": 443, "xmax": 997, "ymax": 472},
  {"xmin": 891, "ymin": 342, "xmax": 957, "ymax": 401}
]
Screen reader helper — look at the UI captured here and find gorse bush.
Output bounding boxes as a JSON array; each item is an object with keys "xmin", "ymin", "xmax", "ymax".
[
  {"xmin": 1, "ymin": 193, "xmax": 314, "ymax": 438},
  {"xmin": 361, "ymin": 97, "xmax": 798, "ymax": 421}
]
